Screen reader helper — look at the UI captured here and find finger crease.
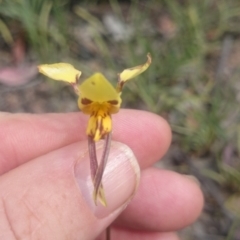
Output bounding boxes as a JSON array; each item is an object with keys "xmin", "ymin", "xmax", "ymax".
[{"xmin": 1, "ymin": 197, "xmax": 19, "ymax": 240}]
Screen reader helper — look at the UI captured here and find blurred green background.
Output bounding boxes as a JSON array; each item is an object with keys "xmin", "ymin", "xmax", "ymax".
[{"xmin": 1, "ymin": 0, "xmax": 240, "ymax": 239}]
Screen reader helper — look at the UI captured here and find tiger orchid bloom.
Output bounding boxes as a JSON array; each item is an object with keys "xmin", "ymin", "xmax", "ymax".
[{"xmin": 38, "ymin": 54, "xmax": 152, "ymax": 206}]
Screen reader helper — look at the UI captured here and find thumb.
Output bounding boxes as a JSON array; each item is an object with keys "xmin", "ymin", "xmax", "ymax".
[{"xmin": 0, "ymin": 141, "xmax": 140, "ymax": 240}]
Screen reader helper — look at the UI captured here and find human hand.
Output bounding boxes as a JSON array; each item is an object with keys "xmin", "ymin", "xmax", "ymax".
[{"xmin": 0, "ymin": 110, "xmax": 203, "ymax": 240}]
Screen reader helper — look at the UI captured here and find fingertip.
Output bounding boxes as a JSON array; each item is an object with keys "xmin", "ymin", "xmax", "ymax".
[
  {"xmin": 113, "ymin": 109, "xmax": 172, "ymax": 168},
  {"xmin": 117, "ymin": 168, "xmax": 204, "ymax": 231},
  {"xmin": 144, "ymin": 169, "xmax": 204, "ymax": 230},
  {"xmin": 165, "ymin": 173, "xmax": 204, "ymax": 231}
]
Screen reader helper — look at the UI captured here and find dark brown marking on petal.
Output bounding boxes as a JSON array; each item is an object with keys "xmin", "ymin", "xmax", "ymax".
[
  {"xmin": 81, "ymin": 98, "xmax": 93, "ymax": 105},
  {"xmin": 99, "ymin": 118, "xmax": 104, "ymax": 134},
  {"xmin": 95, "ymin": 118, "xmax": 99, "ymax": 131},
  {"xmin": 100, "ymin": 119, "xmax": 104, "ymax": 133},
  {"xmin": 107, "ymin": 100, "xmax": 118, "ymax": 105},
  {"xmin": 75, "ymin": 74, "xmax": 79, "ymax": 83},
  {"xmin": 117, "ymin": 80, "xmax": 124, "ymax": 92},
  {"xmin": 95, "ymin": 117, "xmax": 104, "ymax": 139},
  {"xmin": 91, "ymin": 81, "xmax": 96, "ymax": 85}
]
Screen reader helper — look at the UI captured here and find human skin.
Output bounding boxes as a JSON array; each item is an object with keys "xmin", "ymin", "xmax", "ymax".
[{"xmin": 0, "ymin": 109, "xmax": 203, "ymax": 240}]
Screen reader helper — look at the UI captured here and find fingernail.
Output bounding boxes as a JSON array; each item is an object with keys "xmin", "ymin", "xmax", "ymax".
[{"xmin": 74, "ymin": 141, "xmax": 140, "ymax": 218}]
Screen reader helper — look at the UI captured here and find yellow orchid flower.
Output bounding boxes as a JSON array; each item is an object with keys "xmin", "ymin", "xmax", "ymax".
[{"xmin": 38, "ymin": 53, "xmax": 152, "ymax": 206}]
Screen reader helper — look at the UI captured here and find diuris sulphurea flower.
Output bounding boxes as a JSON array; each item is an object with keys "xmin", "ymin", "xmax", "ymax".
[{"xmin": 38, "ymin": 54, "xmax": 151, "ymax": 206}]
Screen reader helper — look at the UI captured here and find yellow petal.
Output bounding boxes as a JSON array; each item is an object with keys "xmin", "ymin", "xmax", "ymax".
[
  {"xmin": 117, "ymin": 53, "xmax": 152, "ymax": 92},
  {"xmin": 87, "ymin": 112, "xmax": 112, "ymax": 141},
  {"xmin": 79, "ymin": 72, "xmax": 120, "ymax": 104},
  {"xmin": 38, "ymin": 63, "xmax": 81, "ymax": 83}
]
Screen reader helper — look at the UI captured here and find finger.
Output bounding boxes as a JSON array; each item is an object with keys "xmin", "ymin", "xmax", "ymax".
[
  {"xmin": 113, "ymin": 110, "xmax": 171, "ymax": 169},
  {"xmin": 0, "ymin": 110, "xmax": 171, "ymax": 174},
  {"xmin": 0, "ymin": 141, "xmax": 139, "ymax": 240},
  {"xmin": 0, "ymin": 112, "xmax": 86, "ymax": 174},
  {"xmin": 97, "ymin": 228, "xmax": 180, "ymax": 240},
  {"xmin": 115, "ymin": 168, "xmax": 204, "ymax": 231}
]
